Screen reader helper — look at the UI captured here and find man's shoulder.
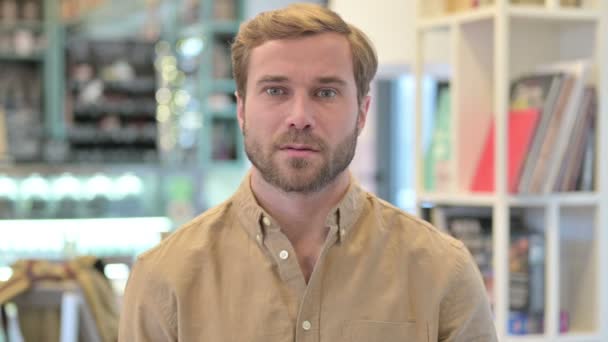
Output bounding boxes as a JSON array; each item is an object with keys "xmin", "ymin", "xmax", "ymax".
[
  {"xmin": 363, "ymin": 192, "xmax": 467, "ymax": 259},
  {"xmin": 133, "ymin": 198, "xmax": 235, "ymax": 276}
]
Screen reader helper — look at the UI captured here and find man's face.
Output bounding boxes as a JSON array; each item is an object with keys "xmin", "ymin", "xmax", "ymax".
[{"xmin": 237, "ymin": 32, "xmax": 370, "ymax": 194}]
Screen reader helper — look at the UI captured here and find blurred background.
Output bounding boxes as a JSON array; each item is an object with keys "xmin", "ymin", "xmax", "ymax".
[{"xmin": 0, "ymin": 0, "xmax": 606, "ymax": 340}]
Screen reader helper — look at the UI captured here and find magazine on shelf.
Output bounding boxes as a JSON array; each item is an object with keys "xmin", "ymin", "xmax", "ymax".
[
  {"xmin": 515, "ymin": 72, "xmax": 565, "ymax": 193},
  {"xmin": 554, "ymin": 87, "xmax": 596, "ymax": 192},
  {"xmin": 534, "ymin": 60, "xmax": 591, "ymax": 193}
]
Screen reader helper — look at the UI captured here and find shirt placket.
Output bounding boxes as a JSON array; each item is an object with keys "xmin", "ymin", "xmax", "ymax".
[
  {"xmin": 294, "ymin": 224, "xmax": 339, "ymax": 342},
  {"xmin": 259, "ymin": 214, "xmax": 340, "ymax": 342}
]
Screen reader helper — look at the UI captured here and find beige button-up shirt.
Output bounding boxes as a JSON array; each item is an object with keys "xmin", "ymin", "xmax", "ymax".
[{"xmin": 119, "ymin": 176, "xmax": 497, "ymax": 341}]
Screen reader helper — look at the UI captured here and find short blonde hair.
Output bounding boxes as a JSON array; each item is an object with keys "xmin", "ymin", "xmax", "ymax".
[{"xmin": 231, "ymin": 3, "xmax": 377, "ymax": 104}]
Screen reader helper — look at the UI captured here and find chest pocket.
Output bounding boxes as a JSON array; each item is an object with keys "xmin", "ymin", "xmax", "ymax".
[{"xmin": 347, "ymin": 320, "xmax": 424, "ymax": 342}]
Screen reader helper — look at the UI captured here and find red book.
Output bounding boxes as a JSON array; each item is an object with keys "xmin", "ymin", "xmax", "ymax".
[{"xmin": 471, "ymin": 109, "xmax": 541, "ymax": 193}]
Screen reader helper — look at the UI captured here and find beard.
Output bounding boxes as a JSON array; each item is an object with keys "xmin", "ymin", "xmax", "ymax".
[{"xmin": 243, "ymin": 121, "xmax": 359, "ymax": 194}]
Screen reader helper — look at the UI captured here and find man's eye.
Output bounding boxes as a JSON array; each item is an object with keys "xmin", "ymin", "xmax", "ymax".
[
  {"xmin": 317, "ymin": 89, "xmax": 337, "ymax": 98},
  {"xmin": 265, "ymin": 87, "xmax": 285, "ymax": 96}
]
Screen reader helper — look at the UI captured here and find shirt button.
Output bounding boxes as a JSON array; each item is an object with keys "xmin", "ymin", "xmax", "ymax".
[
  {"xmin": 279, "ymin": 250, "xmax": 289, "ymax": 260},
  {"xmin": 302, "ymin": 320, "xmax": 312, "ymax": 331},
  {"xmin": 340, "ymin": 228, "xmax": 346, "ymax": 237},
  {"xmin": 256, "ymin": 234, "xmax": 262, "ymax": 244},
  {"xmin": 262, "ymin": 217, "xmax": 271, "ymax": 226}
]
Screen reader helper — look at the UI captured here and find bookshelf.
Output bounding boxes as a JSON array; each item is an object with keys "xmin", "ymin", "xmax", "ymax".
[{"xmin": 414, "ymin": 0, "xmax": 607, "ymax": 340}]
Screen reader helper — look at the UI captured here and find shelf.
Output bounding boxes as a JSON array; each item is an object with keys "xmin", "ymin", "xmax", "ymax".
[
  {"xmin": 0, "ymin": 21, "xmax": 44, "ymax": 32},
  {"xmin": 68, "ymin": 128, "xmax": 157, "ymax": 145},
  {"xmin": 0, "ymin": 217, "xmax": 170, "ymax": 231},
  {"xmin": 418, "ymin": 192, "xmax": 599, "ymax": 207},
  {"xmin": 504, "ymin": 332, "xmax": 605, "ymax": 342},
  {"xmin": 71, "ymin": 78, "xmax": 157, "ymax": 94},
  {"xmin": 417, "ymin": 5, "xmax": 599, "ymax": 31},
  {"xmin": 504, "ymin": 335, "xmax": 545, "ymax": 342},
  {"xmin": 508, "ymin": 6, "xmax": 600, "ymax": 22},
  {"xmin": 417, "ymin": 6, "xmax": 496, "ymax": 31},
  {"xmin": 0, "ymin": 162, "xmax": 162, "ymax": 173},
  {"xmin": 417, "ymin": 192, "xmax": 496, "ymax": 206},
  {"xmin": 508, "ymin": 192, "xmax": 599, "ymax": 207},
  {"xmin": 73, "ymin": 100, "xmax": 157, "ymax": 117},
  {"xmin": 179, "ymin": 21, "xmax": 240, "ymax": 38},
  {"xmin": 557, "ymin": 333, "xmax": 602, "ymax": 341},
  {"xmin": 0, "ymin": 217, "xmax": 171, "ymax": 264},
  {"xmin": 0, "ymin": 53, "xmax": 44, "ymax": 62},
  {"xmin": 505, "ymin": 334, "xmax": 603, "ymax": 342}
]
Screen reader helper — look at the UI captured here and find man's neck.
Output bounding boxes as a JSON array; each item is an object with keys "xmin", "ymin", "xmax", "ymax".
[{"xmin": 250, "ymin": 169, "xmax": 351, "ymax": 240}]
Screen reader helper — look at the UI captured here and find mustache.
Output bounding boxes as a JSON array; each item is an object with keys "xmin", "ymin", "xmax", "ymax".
[{"xmin": 274, "ymin": 130, "xmax": 326, "ymax": 151}]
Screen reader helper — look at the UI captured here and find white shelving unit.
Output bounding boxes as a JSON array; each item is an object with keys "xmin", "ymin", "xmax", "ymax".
[{"xmin": 414, "ymin": 0, "xmax": 607, "ymax": 341}]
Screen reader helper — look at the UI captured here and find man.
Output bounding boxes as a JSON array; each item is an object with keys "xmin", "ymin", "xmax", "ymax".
[{"xmin": 119, "ymin": 3, "xmax": 497, "ymax": 341}]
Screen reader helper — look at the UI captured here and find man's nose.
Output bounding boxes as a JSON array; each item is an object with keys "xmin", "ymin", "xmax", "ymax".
[{"xmin": 286, "ymin": 93, "xmax": 316, "ymax": 130}]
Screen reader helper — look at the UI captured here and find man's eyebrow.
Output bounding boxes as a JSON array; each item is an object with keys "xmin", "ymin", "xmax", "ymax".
[
  {"xmin": 316, "ymin": 76, "xmax": 347, "ymax": 86},
  {"xmin": 255, "ymin": 75, "xmax": 348, "ymax": 86},
  {"xmin": 256, "ymin": 75, "xmax": 289, "ymax": 85}
]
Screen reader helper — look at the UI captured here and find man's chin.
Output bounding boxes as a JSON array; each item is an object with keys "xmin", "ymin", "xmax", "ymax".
[{"xmin": 273, "ymin": 170, "xmax": 325, "ymax": 193}]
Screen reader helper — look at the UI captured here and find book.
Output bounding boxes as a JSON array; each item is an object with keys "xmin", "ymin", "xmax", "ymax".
[
  {"xmin": 536, "ymin": 60, "xmax": 591, "ymax": 193},
  {"xmin": 509, "ymin": 221, "xmax": 545, "ymax": 334},
  {"xmin": 555, "ymin": 87, "xmax": 596, "ymax": 192},
  {"xmin": 577, "ymin": 120, "xmax": 596, "ymax": 191},
  {"xmin": 528, "ymin": 75, "xmax": 575, "ymax": 193},
  {"xmin": 424, "ymin": 86, "xmax": 452, "ymax": 192},
  {"xmin": 510, "ymin": 73, "xmax": 562, "ymax": 111},
  {"xmin": 515, "ymin": 73, "xmax": 565, "ymax": 193},
  {"xmin": 470, "ymin": 109, "xmax": 540, "ymax": 193}
]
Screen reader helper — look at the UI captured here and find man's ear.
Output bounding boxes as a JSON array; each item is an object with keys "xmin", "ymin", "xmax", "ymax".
[
  {"xmin": 236, "ymin": 91, "xmax": 245, "ymax": 132},
  {"xmin": 357, "ymin": 95, "xmax": 371, "ymax": 134}
]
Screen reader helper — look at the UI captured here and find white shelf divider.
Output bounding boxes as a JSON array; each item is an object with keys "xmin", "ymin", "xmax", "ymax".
[
  {"xmin": 505, "ymin": 336, "xmax": 548, "ymax": 342},
  {"xmin": 556, "ymin": 333, "xmax": 603, "ymax": 341},
  {"xmin": 546, "ymin": 202, "xmax": 560, "ymax": 339},
  {"xmin": 508, "ymin": 6, "xmax": 600, "ymax": 21},
  {"xmin": 493, "ymin": 1, "xmax": 510, "ymax": 337},
  {"xmin": 598, "ymin": 0, "xmax": 608, "ymax": 337},
  {"xmin": 417, "ymin": 192, "xmax": 496, "ymax": 206}
]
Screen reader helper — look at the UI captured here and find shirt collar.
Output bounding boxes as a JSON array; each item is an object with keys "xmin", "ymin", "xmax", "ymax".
[{"xmin": 232, "ymin": 170, "xmax": 366, "ymax": 244}]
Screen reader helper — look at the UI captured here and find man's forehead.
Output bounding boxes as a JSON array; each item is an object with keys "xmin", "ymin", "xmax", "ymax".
[
  {"xmin": 253, "ymin": 32, "xmax": 350, "ymax": 50},
  {"xmin": 246, "ymin": 33, "xmax": 354, "ymax": 83}
]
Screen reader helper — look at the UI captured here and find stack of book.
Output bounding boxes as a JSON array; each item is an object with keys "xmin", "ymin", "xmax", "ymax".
[{"xmin": 470, "ymin": 60, "xmax": 596, "ymax": 194}]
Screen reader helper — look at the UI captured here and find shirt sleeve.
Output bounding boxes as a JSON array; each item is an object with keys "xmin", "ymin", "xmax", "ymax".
[
  {"xmin": 118, "ymin": 257, "xmax": 177, "ymax": 342},
  {"xmin": 438, "ymin": 246, "xmax": 498, "ymax": 342}
]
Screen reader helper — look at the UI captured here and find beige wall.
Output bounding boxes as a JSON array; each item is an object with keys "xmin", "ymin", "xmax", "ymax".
[{"xmin": 329, "ymin": 0, "xmax": 416, "ymax": 66}]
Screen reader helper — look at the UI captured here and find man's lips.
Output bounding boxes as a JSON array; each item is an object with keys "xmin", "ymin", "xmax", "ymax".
[{"xmin": 279, "ymin": 144, "xmax": 320, "ymax": 152}]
